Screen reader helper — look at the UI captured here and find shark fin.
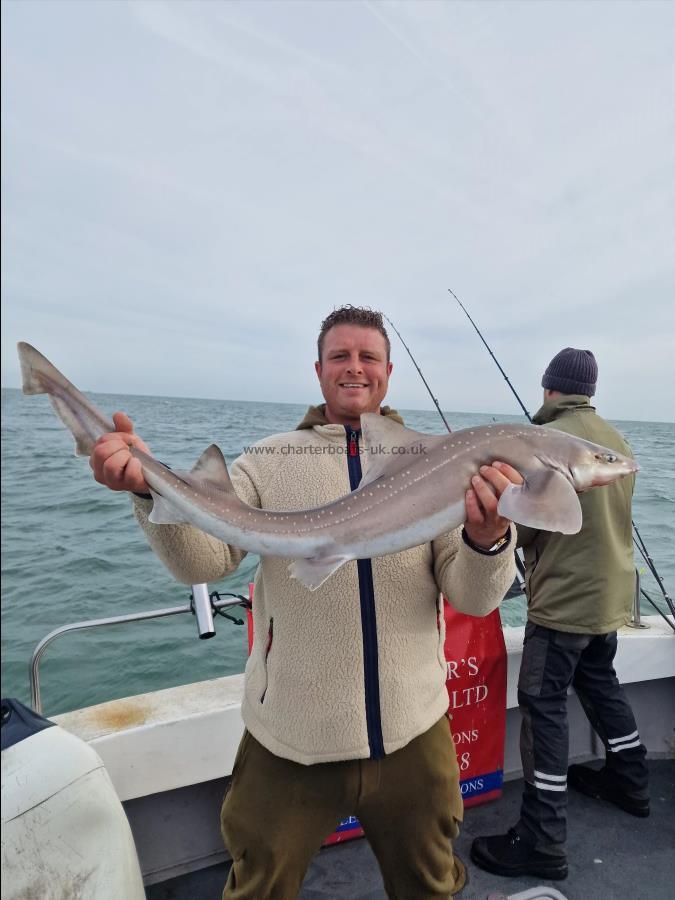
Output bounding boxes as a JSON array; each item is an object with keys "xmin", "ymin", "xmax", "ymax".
[
  {"xmin": 497, "ymin": 469, "xmax": 582, "ymax": 534},
  {"xmin": 190, "ymin": 445, "xmax": 234, "ymax": 492},
  {"xmin": 148, "ymin": 492, "xmax": 191, "ymax": 526},
  {"xmin": 358, "ymin": 414, "xmax": 443, "ymax": 488},
  {"xmin": 288, "ymin": 554, "xmax": 351, "ymax": 591}
]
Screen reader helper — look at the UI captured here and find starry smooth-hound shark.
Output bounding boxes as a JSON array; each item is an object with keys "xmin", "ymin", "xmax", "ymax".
[{"xmin": 18, "ymin": 341, "xmax": 638, "ymax": 590}]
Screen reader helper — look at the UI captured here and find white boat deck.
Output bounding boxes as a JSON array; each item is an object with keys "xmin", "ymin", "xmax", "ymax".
[{"xmin": 43, "ymin": 615, "xmax": 675, "ymax": 896}]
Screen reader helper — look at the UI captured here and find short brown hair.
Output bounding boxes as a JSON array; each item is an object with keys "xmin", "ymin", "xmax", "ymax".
[{"xmin": 317, "ymin": 305, "xmax": 390, "ymax": 362}]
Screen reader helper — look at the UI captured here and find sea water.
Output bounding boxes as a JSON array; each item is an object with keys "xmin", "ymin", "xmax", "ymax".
[{"xmin": 1, "ymin": 388, "xmax": 672, "ymax": 716}]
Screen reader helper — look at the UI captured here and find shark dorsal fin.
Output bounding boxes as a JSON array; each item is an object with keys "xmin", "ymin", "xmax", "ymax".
[
  {"xmin": 359, "ymin": 414, "xmax": 444, "ymax": 488},
  {"xmin": 360, "ymin": 413, "xmax": 432, "ymax": 453},
  {"xmin": 189, "ymin": 444, "xmax": 234, "ymax": 492}
]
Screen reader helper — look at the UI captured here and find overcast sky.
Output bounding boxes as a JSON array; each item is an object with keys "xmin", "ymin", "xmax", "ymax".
[{"xmin": 2, "ymin": 0, "xmax": 674, "ymax": 422}]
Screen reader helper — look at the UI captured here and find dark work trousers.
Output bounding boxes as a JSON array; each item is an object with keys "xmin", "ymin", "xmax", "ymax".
[
  {"xmin": 517, "ymin": 623, "xmax": 648, "ymax": 854},
  {"xmin": 221, "ymin": 715, "xmax": 466, "ymax": 900}
]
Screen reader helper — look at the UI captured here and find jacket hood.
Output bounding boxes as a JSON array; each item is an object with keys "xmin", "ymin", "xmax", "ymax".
[
  {"xmin": 296, "ymin": 403, "xmax": 404, "ymax": 430},
  {"xmin": 533, "ymin": 395, "xmax": 595, "ymax": 426}
]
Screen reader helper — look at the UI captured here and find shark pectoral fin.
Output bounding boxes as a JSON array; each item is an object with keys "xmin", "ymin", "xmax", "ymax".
[
  {"xmin": 497, "ymin": 470, "xmax": 582, "ymax": 535},
  {"xmin": 288, "ymin": 554, "xmax": 351, "ymax": 591},
  {"xmin": 147, "ymin": 492, "xmax": 191, "ymax": 526}
]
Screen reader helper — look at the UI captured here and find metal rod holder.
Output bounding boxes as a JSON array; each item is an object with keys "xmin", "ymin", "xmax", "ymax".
[
  {"xmin": 191, "ymin": 583, "xmax": 216, "ymax": 639},
  {"xmin": 627, "ymin": 568, "xmax": 649, "ymax": 630}
]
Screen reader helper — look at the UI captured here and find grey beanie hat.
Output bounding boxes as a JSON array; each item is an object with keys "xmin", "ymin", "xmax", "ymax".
[{"xmin": 542, "ymin": 347, "xmax": 598, "ymax": 397}]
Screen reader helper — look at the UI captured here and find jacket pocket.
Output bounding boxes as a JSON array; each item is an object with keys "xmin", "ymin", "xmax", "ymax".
[
  {"xmin": 518, "ymin": 622, "xmax": 549, "ymax": 697},
  {"xmin": 260, "ymin": 617, "xmax": 274, "ymax": 703},
  {"xmin": 436, "ymin": 593, "xmax": 447, "ymax": 671},
  {"xmin": 524, "ymin": 548, "xmax": 538, "ymax": 599}
]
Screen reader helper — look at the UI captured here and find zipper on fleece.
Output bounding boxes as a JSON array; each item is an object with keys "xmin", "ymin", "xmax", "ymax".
[
  {"xmin": 260, "ymin": 617, "xmax": 274, "ymax": 703},
  {"xmin": 345, "ymin": 426, "xmax": 385, "ymax": 760}
]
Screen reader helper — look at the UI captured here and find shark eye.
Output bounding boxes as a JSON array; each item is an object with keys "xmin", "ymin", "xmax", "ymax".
[{"xmin": 595, "ymin": 452, "xmax": 618, "ymax": 463}]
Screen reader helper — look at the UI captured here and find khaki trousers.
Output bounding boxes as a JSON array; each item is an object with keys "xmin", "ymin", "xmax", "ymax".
[{"xmin": 221, "ymin": 715, "xmax": 466, "ymax": 899}]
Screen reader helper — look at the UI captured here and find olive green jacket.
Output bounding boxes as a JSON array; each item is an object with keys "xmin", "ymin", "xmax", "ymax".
[{"xmin": 517, "ymin": 396, "xmax": 636, "ymax": 634}]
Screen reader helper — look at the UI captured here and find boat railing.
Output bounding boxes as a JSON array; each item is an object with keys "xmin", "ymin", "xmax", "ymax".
[
  {"xmin": 29, "ymin": 569, "xmax": 659, "ymax": 714},
  {"xmin": 29, "ymin": 585, "xmax": 247, "ymax": 714}
]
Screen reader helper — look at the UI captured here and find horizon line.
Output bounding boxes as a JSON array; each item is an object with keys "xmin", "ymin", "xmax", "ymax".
[{"xmin": 1, "ymin": 384, "xmax": 673, "ymax": 427}]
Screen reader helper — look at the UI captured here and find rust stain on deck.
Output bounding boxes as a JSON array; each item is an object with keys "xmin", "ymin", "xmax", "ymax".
[{"xmin": 88, "ymin": 700, "xmax": 152, "ymax": 731}]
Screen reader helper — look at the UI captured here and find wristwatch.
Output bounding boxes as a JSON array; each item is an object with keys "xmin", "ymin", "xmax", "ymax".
[{"xmin": 461, "ymin": 527, "xmax": 512, "ymax": 556}]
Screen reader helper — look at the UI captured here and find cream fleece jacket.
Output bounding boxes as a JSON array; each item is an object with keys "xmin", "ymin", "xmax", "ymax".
[{"xmin": 132, "ymin": 407, "xmax": 515, "ymax": 765}]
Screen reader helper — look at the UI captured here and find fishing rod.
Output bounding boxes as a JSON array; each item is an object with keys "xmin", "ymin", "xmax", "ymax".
[
  {"xmin": 383, "ymin": 315, "xmax": 453, "ymax": 433},
  {"xmin": 633, "ymin": 534, "xmax": 675, "ymax": 618},
  {"xmin": 448, "ymin": 287, "xmax": 674, "ymax": 621},
  {"xmin": 384, "ymin": 313, "xmax": 527, "ymax": 587},
  {"xmin": 448, "ymin": 289, "xmax": 532, "ymax": 423}
]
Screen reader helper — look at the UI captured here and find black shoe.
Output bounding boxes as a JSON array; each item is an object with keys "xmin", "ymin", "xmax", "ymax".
[
  {"xmin": 470, "ymin": 828, "xmax": 568, "ymax": 880},
  {"xmin": 567, "ymin": 764, "xmax": 650, "ymax": 818}
]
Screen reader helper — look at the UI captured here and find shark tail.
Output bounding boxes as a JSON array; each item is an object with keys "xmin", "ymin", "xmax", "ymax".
[
  {"xmin": 17, "ymin": 342, "xmax": 115, "ymax": 456},
  {"xmin": 17, "ymin": 342, "xmax": 56, "ymax": 395}
]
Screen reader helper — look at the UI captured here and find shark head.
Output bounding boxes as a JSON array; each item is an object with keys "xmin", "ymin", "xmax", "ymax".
[
  {"xmin": 566, "ymin": 439, "xmax": 639, "ymax": 491},
  {"xmin": 497, "ymin": 430, "xmax": 639, "ymax": 536}
]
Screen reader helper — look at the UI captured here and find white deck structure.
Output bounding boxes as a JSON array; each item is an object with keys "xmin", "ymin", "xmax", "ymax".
[{"xmin": 52, "ymin": 617, "xmax": 675, "ymax": 886}]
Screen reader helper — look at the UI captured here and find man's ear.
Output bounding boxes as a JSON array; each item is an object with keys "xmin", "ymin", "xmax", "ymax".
[{"xmin": 315, "ymin": 360, "xmax": 322, "ymax": 379}]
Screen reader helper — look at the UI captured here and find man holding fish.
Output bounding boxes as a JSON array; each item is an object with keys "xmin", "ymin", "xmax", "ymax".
[
  {"xmin": 89, "ymin": 305, "xmax": 522, "ymax": 897},
  {"xmin": 18, "ymin": 313, "xmax": 638, "ymax": 898}
]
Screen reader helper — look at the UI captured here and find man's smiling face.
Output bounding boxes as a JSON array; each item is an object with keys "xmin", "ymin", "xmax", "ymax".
[{"xmin": 315, "ymin": 324, "xmax": 393, "ymax": 429}]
